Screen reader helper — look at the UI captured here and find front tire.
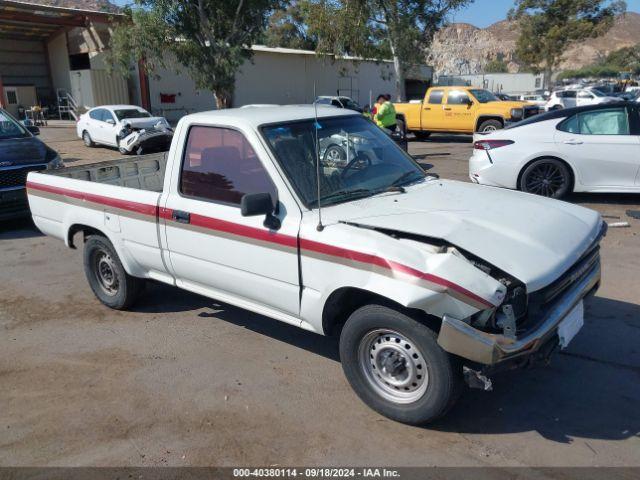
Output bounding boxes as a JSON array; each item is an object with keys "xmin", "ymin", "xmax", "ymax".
[
  {"xmin": 83, "ymin": 235, "xmax": 144, "ymax": 310},
  {"xmin": 519, "ymin": 158, "xmax": 572, "ymax": 199},
  {"xmin": 477, "ymin": 119, "xmax": 503, "ymax": 133},
  {"xmin": 339, "ymin": 304, "xmax": 462, "ymax": 425}
]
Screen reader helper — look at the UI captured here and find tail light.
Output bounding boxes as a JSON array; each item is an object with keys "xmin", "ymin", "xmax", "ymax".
[{"xmin": 474, "ymin": 140, "xmax": 514, "ymax": 150}]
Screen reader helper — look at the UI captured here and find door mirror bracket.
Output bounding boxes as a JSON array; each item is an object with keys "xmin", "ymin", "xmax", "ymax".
[{"xmin": 241, "ymin": 193, "xmax": 281, "ymax": 230}]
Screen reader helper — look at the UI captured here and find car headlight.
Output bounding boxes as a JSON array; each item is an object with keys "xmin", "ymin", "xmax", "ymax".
[
  {"xmin": 510, "ymin": 108, "xmax": 524, "ymax": 120},
  {"xmin": 45, "ymin": 148, "xmax": 64, "ymax": 170}
]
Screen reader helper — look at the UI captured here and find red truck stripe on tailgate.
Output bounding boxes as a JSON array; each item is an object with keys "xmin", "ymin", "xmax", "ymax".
[
  {"xmin": 27, "ymin": 181, "xmax": 158, "ymax": 217},
  {"xmin": 29, "ymin": 183, "xmax": 493, "ymax": 308}
]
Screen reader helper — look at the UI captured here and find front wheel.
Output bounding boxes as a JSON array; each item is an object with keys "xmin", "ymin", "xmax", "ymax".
[
  {"xmin": 477, "ymin": 119, "xmax": 503, "ymax": 133},
  {"xmin": 82, "ymin": 131, "xmax": 95, "ymax": 147},
  {"xmin": 339, "ymin": 305, "xmax": 462, "ymax": 425},
  {"xmin": 83, "ymin": 235, "xmax": 144, "ymax": 310},
  {"xmin": 519, "ymin": 158, "xmax": 572, "ymax": 199}
]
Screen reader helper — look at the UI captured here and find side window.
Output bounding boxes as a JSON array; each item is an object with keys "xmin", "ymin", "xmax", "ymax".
[
  {"xmin": 180, "ymin": 126, "xmax": 277, "ymax": 206},
  {"xmin": 564, "ymin": 91, "xmax": 577, "ymax": 99},
  {"xmin": 446, "ymin": 90, "xmax": 471, "ymax": 105},
  {"xmin": 559, "ymin": 109, "xmax": 629, "ymax": 135},
  {"xmin": 427, "ymin": 90, "xmax": 444, "ymax": 104},
  {"xmin": 89, "ymin": 109, "xmax": 103, "ymax": 121},
  {"xmin": 578, "ymin": 91, "xmax": 593, "ymax": 99},
  {"xmin": 101, "ymin": 110, "xmax": 115, "ymax": 123}
]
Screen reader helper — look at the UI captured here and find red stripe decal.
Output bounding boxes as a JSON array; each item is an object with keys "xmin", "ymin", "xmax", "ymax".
[
  {"xmin": 27, "ymin": 181, "xmax": 158, "ymax": 217},
  {"xmin": 30, "ymin": 182, "xmax": 492, "ymax": 308}
]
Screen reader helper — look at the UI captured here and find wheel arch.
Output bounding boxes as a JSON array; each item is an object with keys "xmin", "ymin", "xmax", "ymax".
[
  {"xmin": 321, "ymin": 286, "xmax": 441, "ymax": 337},
  {"xmin": 516, "ymin": 155, "xmax": 576, "ymax": 193},
  {"xmin": 475, "ymin": 116, "xmax": 504, "ymax": 132},
  {"xmin": 67, "ymin": 223, "xmax": 106, "ymax": 249}
]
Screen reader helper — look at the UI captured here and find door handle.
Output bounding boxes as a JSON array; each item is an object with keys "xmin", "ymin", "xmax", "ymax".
[
  {"xmin": 424, "ymin": 107, "xmax": 431, "ymax": 110},
  {"xmin": 563, "ymin": 140, "xmax": 583, "ymax": 145},
  {"xmin": 172, "ymin": 210, "xmax": 191, "ymax": 224},
  {"xmin": 443, "ymin": 107, "xmax": 452, "ymax": 111}
]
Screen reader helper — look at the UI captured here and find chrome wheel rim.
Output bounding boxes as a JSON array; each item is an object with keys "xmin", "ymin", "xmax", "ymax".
[
  {"xmin": 482, "ymin": 124, "xmax": 498, "ymax": 132},
  {"xmin": 525, "ymin": 163, "xmax": 566, "ymax": 197},
  {"xmin": 358, "ymin": 329, "xmax": 429, "ymax": 404},
  {"xmin": 326, "ymin": 147, "xmax": 344, "ymax": 162},
  {"xmin": 94, "ymin": 251, "xmax": 119, "ymax": 296}
]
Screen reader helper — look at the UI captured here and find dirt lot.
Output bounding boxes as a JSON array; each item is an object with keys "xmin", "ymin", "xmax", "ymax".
[{"xmin": 1, "ymin": 126, "xmax": 639, "ymax": 467}]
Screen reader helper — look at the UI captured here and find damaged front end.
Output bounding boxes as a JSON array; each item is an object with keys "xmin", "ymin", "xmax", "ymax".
[{"xmin": 117, "ymin": 120, "xmax": 173, "ymax": 155}]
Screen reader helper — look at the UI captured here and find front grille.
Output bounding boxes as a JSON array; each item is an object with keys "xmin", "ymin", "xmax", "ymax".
[{"xmin": 0, "ymin": 165, "xmax": 46, "ymax": 190}]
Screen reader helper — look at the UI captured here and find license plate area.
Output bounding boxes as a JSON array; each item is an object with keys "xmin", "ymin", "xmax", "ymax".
[{"xmin": 558, "ymin": 301, "xmax": 584, "ymax": 349}]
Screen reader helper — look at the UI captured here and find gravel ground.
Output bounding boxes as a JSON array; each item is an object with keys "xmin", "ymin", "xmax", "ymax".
[{"xmin": 1, "ymin": 127, "xmax": 639, "ymax": 467}]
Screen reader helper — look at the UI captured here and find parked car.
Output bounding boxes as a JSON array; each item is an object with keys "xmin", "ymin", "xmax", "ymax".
[
  {"xmin": 28, "ymin": 106, "xmax": 604, "ymax": 425},
  {"xmin": 470, "ymin": 102, "xmax": 640, "ymax": 198},
  {"xmin": 314, "ymin": 96, "xmax": 363, "ymax": 113},
  {"xmin": 495, "ymin": 92, "xmax": 516, "ymax": 101},
  {"xmin": 395, "ymin": 86, "xmax": 540, "ymax": 138},
  {"xmin": 76, "ymin": 105, "xmax": 173, "ymax": 155},
  {"xmin": 545, "ymin": 88, "xmax": 620, "ymax": 111},
  {"xmin": 519, "ymin": 94, "xmax": 548, "ymax": 108},
  {"xmin": 0, "ymin": 108, "xmax": 63, "ymax": 221}
]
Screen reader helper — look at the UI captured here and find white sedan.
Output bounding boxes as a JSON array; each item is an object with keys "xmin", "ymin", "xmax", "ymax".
[
  {"xmin": 470, "ymin": 102, "xmax": 640, "ymax": 198},
  {"xmin": 77, "ymin": 105, "xmax": 172, "ymax": 154}
]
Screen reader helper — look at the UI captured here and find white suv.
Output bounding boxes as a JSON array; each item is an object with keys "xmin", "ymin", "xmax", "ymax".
[{"xmin": 545, "ymin": 88, "xmax": 619, "ymax": 111}]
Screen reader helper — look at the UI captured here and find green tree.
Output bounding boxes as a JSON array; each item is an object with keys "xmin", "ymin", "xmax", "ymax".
[
  {"xmin": 510, "ymin": 0, "xmax": 627, "ymax": 89},
  {"xmin": 484, "ymin": 58, "xmax": 509, "ymax": 73},
  {"xmin": 603, "ymin": 44, "xmax": 640, "ymax": 73},
  {"xmin": 107, "ymin": 0, "xmax": 282, "ymax": 109},
  {"xmin": 303, "ymin": 0, "xmax": 472, "ymax": 101},
  {"xmin": 264, "ymin": 2, "xmax": 317, "ymax": 50}
]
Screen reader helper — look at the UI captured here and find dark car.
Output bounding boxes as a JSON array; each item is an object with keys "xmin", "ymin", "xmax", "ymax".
[{"xmin": 0, "ymin": 108, "xmax": 63, "ymax": 221}]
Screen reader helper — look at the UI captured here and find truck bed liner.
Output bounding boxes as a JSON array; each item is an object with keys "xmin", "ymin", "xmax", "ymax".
[{"xmin": 50, "ymin": 153, "xmax": 167, "ymax": 192}]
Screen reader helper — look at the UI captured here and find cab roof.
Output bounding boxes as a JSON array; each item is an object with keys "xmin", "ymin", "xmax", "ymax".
[{"xmin": 182, "ymin": 105, "xmax": 359, "ymax": 128}]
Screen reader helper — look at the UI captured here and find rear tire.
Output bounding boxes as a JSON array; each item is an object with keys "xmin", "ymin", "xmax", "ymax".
[
  {"xmin": 83, "ymin": 235, "xmax": 144, "ymax": 310},
  {"xmin": 82, "ymin": 131, "xmax": 95, "ymax": 147},
  {"xmin": 519, "ymin": 158, "xmax": 572, "ymax": 199},
  {"xmin": 339, "ymin": 304, "xmax": 462, "ymax": 425},
  {"xmin": 477, "ymin": 119, "xmax": 503, "ymax": 133}
]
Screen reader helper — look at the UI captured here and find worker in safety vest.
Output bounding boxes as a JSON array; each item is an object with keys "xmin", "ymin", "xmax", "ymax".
[{"xmin": 373, "ymin": 94, "xmax": 397, "ymax": 132}]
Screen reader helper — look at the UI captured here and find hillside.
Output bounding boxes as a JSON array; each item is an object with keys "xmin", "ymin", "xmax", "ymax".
[{"xmin": 428, "ymin": 12, "xmax": 640, "ymax": 75}]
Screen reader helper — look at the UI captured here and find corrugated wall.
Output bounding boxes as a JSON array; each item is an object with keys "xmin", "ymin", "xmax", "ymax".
[
  {"xmin": 90, "ymin": 69, "xmax": 129, "ymax": 106},
  {"xmin": 0, "ymin": 38, "xmax": 51, "ymax": 102}
]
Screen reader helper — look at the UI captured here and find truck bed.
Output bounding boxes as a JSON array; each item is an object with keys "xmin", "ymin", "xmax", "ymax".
[{"xmin": 50, "ymin": 153, "xmax": 168, "ymax": 192}]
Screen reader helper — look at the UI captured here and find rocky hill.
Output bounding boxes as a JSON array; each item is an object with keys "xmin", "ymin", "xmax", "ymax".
[
  {"xmin": 18, "ymin": 0, "xmax": 120, "ymax": 13},
  {"xmin": 428, "ymin": 12, "xmax": 640, "ymax": 75}
]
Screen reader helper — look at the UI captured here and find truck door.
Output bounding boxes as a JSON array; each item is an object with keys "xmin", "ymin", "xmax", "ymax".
[
  {"xmin": 443, "ymin": 90, "xmax": 476, "ymax": 132},
  {"xmin": 421, "ymin": 89, "xmax": 446, "ymax": 131},
  {"xmin": 161, "ymin": 125, "xmax": 302, "ymax": 316}
]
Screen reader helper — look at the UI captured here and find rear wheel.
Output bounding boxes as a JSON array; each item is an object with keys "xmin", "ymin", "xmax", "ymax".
[
  {"xmin": 477, "ymin": 119, "xmax": 503, "ymax": 133},
  {"xmin": 82, "ymin": 131, "xmax": 95, "ymax": 147},
  {"xmin": 83, "ymin": 235, "xmax": 144, "ymax": 310},
  {"xmin": 519, "ymin": 158, "xmax": 572, "ymax": 199},
  {"xmin": 414, "ymin": 131, "xmax": 431, "ymax": 141},
  {"xmin": 340, "ymin": 304, "xmax": 462, "ymax": 425}
]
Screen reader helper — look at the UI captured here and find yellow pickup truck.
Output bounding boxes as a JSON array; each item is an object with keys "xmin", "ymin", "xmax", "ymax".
[{"xmin": 395, "ymin": 87, "xmax": 540, "ymax": 138}]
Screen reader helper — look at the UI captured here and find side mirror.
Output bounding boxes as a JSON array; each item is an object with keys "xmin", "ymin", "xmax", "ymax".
[
  {"xmin": 26, "ymin": 125, "xmax": 40, "ymax": 136},
  {"xmin": 241, "ymin": 192, "xmax": 280, "ymax": 230},
  {"xmin": 466, "ymin": 98, "xmax": 474, "ymax": 107},
  {"xmin": 106, "ymin": 118, "xmax": 116, "ymax": 125}
]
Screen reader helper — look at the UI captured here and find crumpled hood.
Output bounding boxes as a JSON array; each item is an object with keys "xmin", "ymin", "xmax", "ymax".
[
  {"xmin": 122, "ymin": 117, "xmax": 168, "ymax": 129},
  {"xmin": 324, "ymin": 180, "xmax": 602, "ymax": 292}
]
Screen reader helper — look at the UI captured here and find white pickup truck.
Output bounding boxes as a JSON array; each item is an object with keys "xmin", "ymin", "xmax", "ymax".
[{"xmin": 27, "ymin": 106, "xmax": 605, "ymax": 425}]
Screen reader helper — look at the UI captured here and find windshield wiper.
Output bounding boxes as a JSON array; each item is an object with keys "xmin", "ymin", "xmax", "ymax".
[
  {"xmin": 391, "ymin": 171, "xmax": 423, "ymax": 188},
  {"xmin": 314, "ymin": 188, "xmax": 373, "ymax": 207}
]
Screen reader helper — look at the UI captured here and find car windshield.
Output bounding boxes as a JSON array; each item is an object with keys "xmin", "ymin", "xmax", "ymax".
[
  {"xmin": 262, "ymin": 116, "xmax": 426, "ymax": 208},
  {"xmin": 588, "ymin": 89, "xmax": 606, "ymax": 97},
  {"xmin": 114, "ymin": 109, "xmax": 151, "ymax": 120},
  {"xmin": 340, "ymin": 98, "xmax": 361, "ymax": 110},
  {"xmin": 0, "ymin": 110, "xmax": 29, "ymax": 140},
  {"xmin": 469, "ymin": 89, "xmax": 499, "ymax": 103}
]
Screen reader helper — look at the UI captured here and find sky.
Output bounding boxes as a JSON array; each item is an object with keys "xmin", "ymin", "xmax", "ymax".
[
  {"xmin": 451, "ymin": 0, "xmax": 640, "ymax": 27},
  {"xmin": 112, "ymin": 0, "xmax": 640, "ymax": 29}
]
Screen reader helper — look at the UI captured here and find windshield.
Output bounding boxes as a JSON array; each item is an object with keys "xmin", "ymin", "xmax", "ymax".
[
  {"xmin": 114, "ymin": 109, "xmax": 151, "ymax": 121},
  {"xmin": 469, "ymin": 89, "xmax": 499, "ymax": 103},
  {"xmin": 588, "ymin": 89, "xmax": 606, "ymax": 97},
  {"xmin": 340, "ymin": 98, "xmax": 361, "ymax": 110},
  {"xmin": 0, "ymin": 110, "xmax": 29, "ymax": 140},
  {"xmin": 262, "ymin": 116, "xmax": 425, "ymax": 208}
]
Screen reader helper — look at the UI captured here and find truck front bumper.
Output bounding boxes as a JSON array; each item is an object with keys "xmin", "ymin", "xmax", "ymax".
[{"xmin": 437, "ymin": 259, "xmax": 601, "ymax": 365}]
